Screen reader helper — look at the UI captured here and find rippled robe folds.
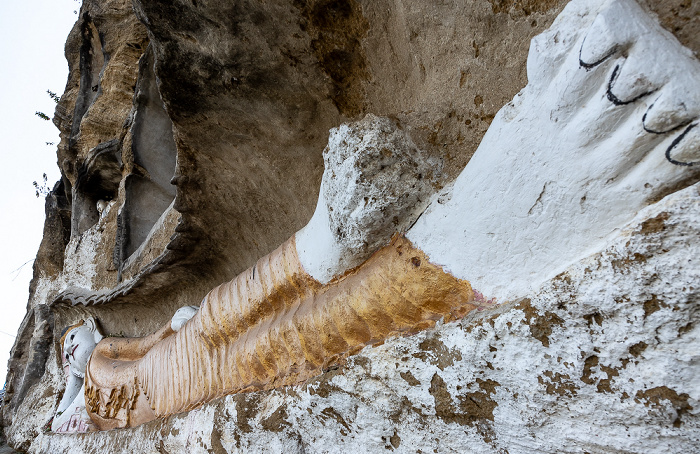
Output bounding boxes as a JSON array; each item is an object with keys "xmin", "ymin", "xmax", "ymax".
[{"xmin": 85, "ymin": 235, "xmax": 476, "ymax": 429}]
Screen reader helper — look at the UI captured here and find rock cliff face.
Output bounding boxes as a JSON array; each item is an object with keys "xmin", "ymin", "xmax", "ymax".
[{"xmin": 2, "ymin": 0, "xmax": 699, "ymax": 452}]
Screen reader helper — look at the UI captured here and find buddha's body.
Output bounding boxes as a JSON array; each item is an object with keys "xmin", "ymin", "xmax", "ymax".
[{"xmin": 85, "ymin": 235, "xmax": 475, "ymax": 429}]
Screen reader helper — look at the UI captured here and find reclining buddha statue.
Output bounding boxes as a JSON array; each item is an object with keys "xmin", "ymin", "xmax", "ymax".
[
  {"xmin": 54, "ymin": 0, "xmax": 700, "ymax": 432},
  {"xmin": 83, "ymin": 114, "xmax": 478, "ymax": 430}
]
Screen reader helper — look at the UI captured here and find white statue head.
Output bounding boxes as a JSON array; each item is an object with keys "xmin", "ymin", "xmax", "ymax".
[{"xmin": 59, "ymin": 317, "xmax": 103, "ymax": 378}]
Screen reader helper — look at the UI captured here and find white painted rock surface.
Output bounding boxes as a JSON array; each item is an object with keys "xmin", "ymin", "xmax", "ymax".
[{"xmin": 409, "ymin": 0, "xmax": 700, "ymax": 304}]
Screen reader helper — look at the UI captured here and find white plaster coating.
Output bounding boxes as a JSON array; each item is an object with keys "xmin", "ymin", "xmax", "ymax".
[
  {"xmin": 295, "ymin": 185, "xmax": 348, "ymax": 283},
  {"xmin": 30, "ymin": 208, "xmax": 116, "ymax": 305},
  {"xmin": 24, "ymin": 212, "xmax": 110, "ymax": 315},
  {"xmin": 30, "ymin": 183, "xmax": 700, "ymax": 453},
  {"xmin": 297, "ymin": 114, "xmax": 441, "ymax": 283},
  {"xmin": 407, "ymin": 0, "xmax": 700, "ymax": 303}
]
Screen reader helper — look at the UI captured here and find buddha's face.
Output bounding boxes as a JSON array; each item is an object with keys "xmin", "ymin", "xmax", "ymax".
[{"xmin": 62, "ymin": 321, "xmax": 100, "ymax": 375}]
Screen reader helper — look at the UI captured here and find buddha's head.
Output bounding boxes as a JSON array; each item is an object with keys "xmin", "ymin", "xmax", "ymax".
[{"xmin": 60, "ymin": 317, "xmax": 103, "ymax": 378}]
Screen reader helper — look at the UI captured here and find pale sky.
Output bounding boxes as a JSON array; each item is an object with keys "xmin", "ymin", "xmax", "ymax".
[{"xmin": 0, "ymin": 1, "xmax": 82, "ymax": 383}]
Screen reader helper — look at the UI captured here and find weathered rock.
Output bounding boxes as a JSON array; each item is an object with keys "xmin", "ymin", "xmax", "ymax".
[
  {"xmin": 1, "ymin": 306, "xmax": 53, "ymax": 429},
  {"xmin": 0, "ymin": 429, "xmax": 19, "ymax": 454},
  {"xmin": 2, "ymin": 0, "xmax": 700, "ymax": 452}
]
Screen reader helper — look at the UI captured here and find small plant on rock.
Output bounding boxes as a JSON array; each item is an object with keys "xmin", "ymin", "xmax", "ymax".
[{"xmin": 33, "ymin": 173, "xmax": 50, "ymax": 198}]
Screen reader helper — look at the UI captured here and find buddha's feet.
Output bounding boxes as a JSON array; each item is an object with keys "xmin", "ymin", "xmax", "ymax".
[{"xmin": 408, "ymin": 0, "xmax": 700, "ymax": 302}]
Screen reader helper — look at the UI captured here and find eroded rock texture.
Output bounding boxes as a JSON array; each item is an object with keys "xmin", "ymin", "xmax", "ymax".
[{"xmin": 2, "ymin": 0, "xmax": 699, "ymax": 452}]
